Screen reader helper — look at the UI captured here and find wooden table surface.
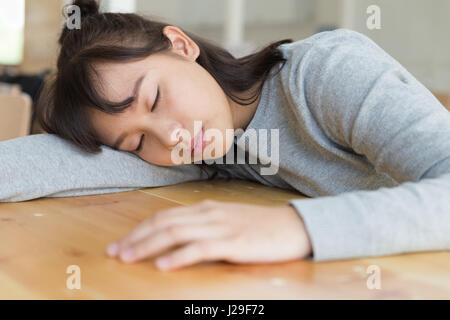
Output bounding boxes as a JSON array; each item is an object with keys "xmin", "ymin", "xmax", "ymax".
[{"xmin": 1, "ymin": 179, "xmax": 449, "ymax": 299}]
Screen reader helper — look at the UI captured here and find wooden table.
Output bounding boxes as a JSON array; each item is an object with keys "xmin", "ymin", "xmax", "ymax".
[{"xmin": 0, "ymin": 179, "xmax": 449, "ymax": 299}]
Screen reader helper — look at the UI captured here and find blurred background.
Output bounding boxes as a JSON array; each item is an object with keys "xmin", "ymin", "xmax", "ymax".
[{"xmin": 0, "ymin": 0, "xmax": 449, "ymax": 141}]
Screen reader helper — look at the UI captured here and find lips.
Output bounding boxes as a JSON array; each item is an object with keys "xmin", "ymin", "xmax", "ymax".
[{"xmin": 191, "ymin": 128, "xmax": 204, "ymax": 155}]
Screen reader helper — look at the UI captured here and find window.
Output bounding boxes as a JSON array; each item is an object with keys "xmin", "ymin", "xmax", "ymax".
[{"xmin": 0, "ymin": 0, "xmax": 25, "ymax": 66}]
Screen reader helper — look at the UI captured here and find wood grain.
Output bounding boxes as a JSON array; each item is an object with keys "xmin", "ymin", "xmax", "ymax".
[
  {"xmin": 433, "ymin": 92, "xmax": 450, "ymax": 111},
  {"xmin": 0, "ymin": 179, "xmax": 449, "ymax": 299}
]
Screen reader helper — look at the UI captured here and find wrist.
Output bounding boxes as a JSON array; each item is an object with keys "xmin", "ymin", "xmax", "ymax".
[{"xmin": 284, "ymin": 205, "xmax": 313, "ymax": 258}]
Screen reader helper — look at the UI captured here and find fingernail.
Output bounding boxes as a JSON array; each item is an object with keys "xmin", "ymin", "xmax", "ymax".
[
  {"xmin": 120, "ymin": 249, "xmax": 134, "ymax": 262},
  {"xmin": 156, "ymin": 257, "xmax": 170, "ymax": 270},
  {"xmin": 106, "ymin": 242, "xmax": 119, "ymax": 257}
]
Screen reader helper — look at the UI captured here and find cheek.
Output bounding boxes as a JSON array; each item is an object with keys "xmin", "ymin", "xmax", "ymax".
[
  {"xmin": 172, "ymin": 70, "xmax": 228, "ymax": 120},
  {"xmin": 90, "ymin": 114, "xmax": 127, "ymax": 146},
  {"xmin": 138, "ymin": 135, "xmax": 185, "ymax": 165},
  {"xmin": 140, "ymin": 147, "xmax": 174, "ymax": 166},
  {"xmin": 176, "ymin": 92, "xmax": 230, "ymax": 129}
]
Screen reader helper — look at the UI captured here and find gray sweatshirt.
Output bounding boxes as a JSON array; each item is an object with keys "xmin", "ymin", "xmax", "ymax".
[{"xmin": 1, "ymin": 29, "xmax": 450, "ymax": 262}]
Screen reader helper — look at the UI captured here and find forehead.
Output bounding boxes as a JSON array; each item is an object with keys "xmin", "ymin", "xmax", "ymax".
[
  {"xmin": 91, "ymin": 50, "xmax": 186, "ymax": 90},
  {"xmin": 92, "ymin": 59, "xmax": 151, "ymax": 100},
  {"xmin": 87, "ymin": 103, "xmax": 134, "ymax": 148},
  {"xmin": 93, "ymin": 51, "xmax": 173, "ymax": 80},
  {"xmin": 85, "ymin": 54, "xmax": 165, "ymax": 142}
]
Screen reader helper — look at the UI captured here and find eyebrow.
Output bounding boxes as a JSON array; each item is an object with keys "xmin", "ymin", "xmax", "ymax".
[{"xmin": 112, "ymin": 75, "xmax": 145, "ymax": 150}]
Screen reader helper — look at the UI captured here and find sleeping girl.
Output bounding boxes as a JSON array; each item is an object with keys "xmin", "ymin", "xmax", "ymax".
[{"xmin": 1, "ymin": 0, "xmax": 449, "ymax": 271}]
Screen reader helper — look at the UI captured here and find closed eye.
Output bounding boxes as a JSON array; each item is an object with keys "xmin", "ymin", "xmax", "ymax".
[
  {"xmin": 151, "ymin": 86, "xmax": 160, "ymax": 112},
  {"xmin": 135, "ymin": 134, "xmax": 144, "ymax": 152},
  {"xmin": 134, "ymin": 87, "xmax": 160, "ymax": 153}
]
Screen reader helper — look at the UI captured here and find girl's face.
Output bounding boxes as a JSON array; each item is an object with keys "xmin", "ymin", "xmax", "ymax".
[{"xmin": 88, "ymin": 27, "xmax": 250, "ymax": 166}]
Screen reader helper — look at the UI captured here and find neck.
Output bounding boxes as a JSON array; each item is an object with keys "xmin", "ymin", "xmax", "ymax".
[{"xmin": 228, "ymin": 80, "xmax": 264, "ymax": 131}]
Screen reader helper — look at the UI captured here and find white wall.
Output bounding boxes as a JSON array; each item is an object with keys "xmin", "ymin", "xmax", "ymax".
[
  {"xmin": 136, "ymin": 0, "xmax": 314, "ymax": 27},
  {"xmin": 134, "ymin": 0, "xmax": 449, "ymax": 92},
  {"xmin": 355, "ymin": 0, "xmax": 450, "ymax": 92},
  {"xmin": 316, "ymin": 0, "xmax": 450, "ymax": 92}
]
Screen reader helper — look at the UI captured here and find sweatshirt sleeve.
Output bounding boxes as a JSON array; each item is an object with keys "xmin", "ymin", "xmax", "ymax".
[
  {"xmin": 287, "ymin": 29, "xmax": 450, "ymax": 261},
  {"xmin": 0, "ymin": 134, "xmax": 216, "ymax": 202}
]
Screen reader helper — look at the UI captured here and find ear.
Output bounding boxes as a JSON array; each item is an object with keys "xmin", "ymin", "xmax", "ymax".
[{"xmin": 162, "ymin": 26, "xmax": 200, "ymax": 61}]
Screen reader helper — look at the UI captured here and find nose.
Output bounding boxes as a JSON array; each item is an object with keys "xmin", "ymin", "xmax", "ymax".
[{"xmin": 154, "ymin": 121, "xmax": 184, "ymax": 150}]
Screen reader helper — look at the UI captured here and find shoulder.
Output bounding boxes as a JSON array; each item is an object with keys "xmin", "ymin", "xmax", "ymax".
[
  {"xmin": 276, "ymin": 28, "xmax": 398, "ymax": 84},
  {"xmin": 277, "ymin": 29, "xmax": 394, "ymax": 75},
  {"xmin": 280, "ymin": 28, "xmax": 379, "ymax": 54},
  {"xmin": 274, "ymin": 29, "xmax": 403, "ymax": 147}
]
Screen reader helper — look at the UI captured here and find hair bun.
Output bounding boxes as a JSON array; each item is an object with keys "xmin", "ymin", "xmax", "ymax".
[{"xmin": 72, "ymin": 0, "xmax": 99, "ymax": 17}]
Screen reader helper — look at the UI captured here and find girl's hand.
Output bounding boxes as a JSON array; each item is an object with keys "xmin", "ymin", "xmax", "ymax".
[{"xmin": 106, "ymin": 200, "xmax": 313, "ymax": 271}]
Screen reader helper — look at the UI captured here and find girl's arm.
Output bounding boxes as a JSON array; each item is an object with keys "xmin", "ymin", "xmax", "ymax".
[
  {"xmin": 0, "ymin": 133, "xmax": 215, "ymax": 202},
  {"xmin": 287, "ymin": 29, "xmax": 450, "ymax": 261}
]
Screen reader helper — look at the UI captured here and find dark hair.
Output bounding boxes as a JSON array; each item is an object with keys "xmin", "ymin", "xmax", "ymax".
[{"xmin": 36, "ymin": 0, "xmax": 292, "ymax": 178}]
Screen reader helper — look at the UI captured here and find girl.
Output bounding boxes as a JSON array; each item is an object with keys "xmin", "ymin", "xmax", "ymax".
[{"xmin": 5, "ymin": 0, "xmax": 450, "ymax": 271}]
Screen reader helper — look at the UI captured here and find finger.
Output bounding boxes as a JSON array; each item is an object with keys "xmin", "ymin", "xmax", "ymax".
[
  {"xmin": 155, "ymin": 239, "xmax": 232, "ymax": 271},
  {"xmin": 108, "ymin": 207, "xmax": 212, "ymax": 256},
  {"xmin": 119, "ymin": 223, "xmax": 228, "ymax": 263}
]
